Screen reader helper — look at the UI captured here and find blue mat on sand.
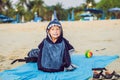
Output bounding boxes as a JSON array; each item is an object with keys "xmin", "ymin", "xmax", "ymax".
[{"xmin": 0, "ymin": 54, "xmax": 119, "ymax": 80}]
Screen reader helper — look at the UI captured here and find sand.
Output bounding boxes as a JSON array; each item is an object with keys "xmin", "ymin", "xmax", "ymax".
[{"xmin": 0, "ymin": 20, "xmax": 120, "ymax": 73}]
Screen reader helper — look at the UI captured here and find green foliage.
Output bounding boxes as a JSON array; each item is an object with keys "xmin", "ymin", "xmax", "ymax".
[
  {"xmin": 24, "ymin": 11, "xmax": 33, "ymax": 21},
  {"xmin": 75, "ymin": 12, "xmax": 81, "ymax": 20},
  {"xmin": 96, "ymin": 0, "xmax": 120, "ymax": 19},
  {"xmin": 54, "ymin": 3, "xmax": 67, "ymax": 20},
  {"xmin": 45, "ymin": 3, "xmax": 68, "ymax": 20},
  {"xmin": 1, "ymin": 0, "xmax": 120, "ymax": 22},
  {"xmin": 6, "ymin": 8, "xmax": 16, "ymax": 18},
  {"xmin": 96, "ymin": 0, "xmax": 120, "ymax": 12},
  {"xmin": 0, "ymin": 0, "xmax": 83, "ymax": 22},
  {"xmin": 30, "ymin": 0, "xmax": 44, "ymax": 16}
]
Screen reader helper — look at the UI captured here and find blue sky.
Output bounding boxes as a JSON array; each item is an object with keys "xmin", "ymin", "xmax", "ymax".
[{"xmin": 11, "ymin": 0, "xmax": 101, "ymax": 9}]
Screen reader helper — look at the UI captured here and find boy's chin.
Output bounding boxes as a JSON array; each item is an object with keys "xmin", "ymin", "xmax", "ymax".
[
  {"xmin": 52, "ymin": 35, "xmax": 60, "ymax": 38},
  {"xmin": 52, "ymin": 36, "xmax": 59, "ymax": 39}
]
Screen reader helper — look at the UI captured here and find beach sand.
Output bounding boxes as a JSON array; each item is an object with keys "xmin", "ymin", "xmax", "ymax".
[{"xmin": 0, "ymin": 20, "xmax": 120, "ymax": 74}]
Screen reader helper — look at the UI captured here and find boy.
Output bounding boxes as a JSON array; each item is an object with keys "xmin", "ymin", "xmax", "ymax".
[{"xmin": 37, "ymin": 17, "xmax": 75, "ymax": 72}]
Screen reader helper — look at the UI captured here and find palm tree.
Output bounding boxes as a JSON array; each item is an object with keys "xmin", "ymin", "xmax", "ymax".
[
  {"xmin": 30, "ymin": 0, "xmax": 44, "ymax": 18},
  {"xmin": 43, "ymin": 6, "xmax": 52, "ymax": 20},
  {"xmin": 16, "ymin": 0, "xmax": 33, "ymax": 22},
  {"xmin": 0, "ymin": 0, "xmax": 15, "ymax": 18},
  {"xmin": 0, "ymin": 0, "xmax": 6, "ymax": 13},
  {"xmin": 4, "ymin": 0, "xmax": 14, "ymax": 16},
  {"xmin": 53, "ymin": 3, "xmax": 67, "ymax": 20}
]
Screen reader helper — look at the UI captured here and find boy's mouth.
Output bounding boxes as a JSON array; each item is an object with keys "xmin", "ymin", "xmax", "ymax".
[{"xmin": 53, "ymin": 34, "xmax": 58, "ymax": 36}]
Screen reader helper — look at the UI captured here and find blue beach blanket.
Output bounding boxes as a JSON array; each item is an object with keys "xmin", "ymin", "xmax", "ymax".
[{"xmin": 0, "ymin": 54, "xmax": 119, "ymax": 80}]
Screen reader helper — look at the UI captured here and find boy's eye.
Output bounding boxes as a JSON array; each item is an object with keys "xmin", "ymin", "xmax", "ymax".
[
  {"xmin": 56, "ymin": 28, "xmax": 60, "ymax": 30},
  {"xmin": 51, "ymin": 28, "xmax": 60, "ymax": 31},
  {"xmin": 51, "ymin": 28, "xmax": 54, "ymax": 30}
]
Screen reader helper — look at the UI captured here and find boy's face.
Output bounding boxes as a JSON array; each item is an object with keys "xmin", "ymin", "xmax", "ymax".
[{"xmin": 48, "ymin": 26, "xmax": 61, "ymax": 39}]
